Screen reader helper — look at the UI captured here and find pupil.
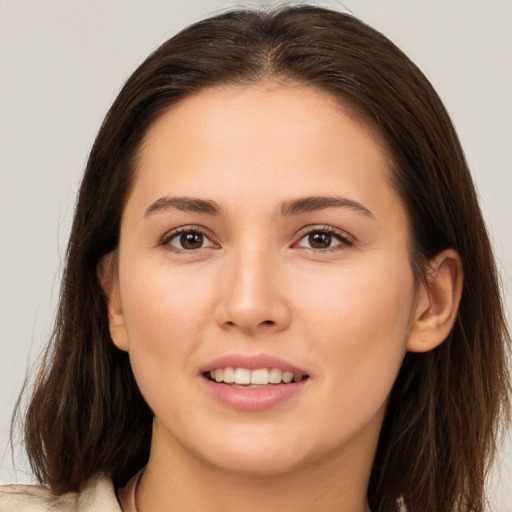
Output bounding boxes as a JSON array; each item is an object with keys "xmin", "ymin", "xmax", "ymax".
[
  {"xmin": 309, "ymin": 232, "xmax": 331, "ymax": 248},
  {"xmin": 181, "ymin": 232, "xmax": 204, "ymax": 249}
]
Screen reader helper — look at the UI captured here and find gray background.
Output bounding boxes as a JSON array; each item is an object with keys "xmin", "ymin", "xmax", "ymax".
[{"xmin": 1, "ymin": 0, "xmax": 511, "ymax": 508}]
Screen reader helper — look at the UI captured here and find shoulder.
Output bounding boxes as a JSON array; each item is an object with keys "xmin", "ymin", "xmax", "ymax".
[{"xmin": 0, "ymin": 474, "xmax": 122, "ymax": 512}]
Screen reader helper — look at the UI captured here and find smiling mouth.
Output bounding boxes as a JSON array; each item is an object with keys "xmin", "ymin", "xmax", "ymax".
[{"xmin": 204, "ymin": 367, "xmax": 309, "ymax": 387}]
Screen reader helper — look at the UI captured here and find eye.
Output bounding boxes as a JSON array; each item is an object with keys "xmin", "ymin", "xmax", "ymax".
[
  {"xmin": 162, "ymin": 228, "xmax": 217, "ymax": 251},
  {"xmin": 295, "ymin": 226, "xmax": 353, "ymax": 251}
]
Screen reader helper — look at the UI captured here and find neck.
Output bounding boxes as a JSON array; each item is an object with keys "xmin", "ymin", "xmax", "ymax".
[{"xmin": 136, "ymin": 421, "xmax": 376, "ymax": 512}]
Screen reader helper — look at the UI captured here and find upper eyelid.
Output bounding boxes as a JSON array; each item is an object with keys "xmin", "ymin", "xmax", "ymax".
[
  {"xmin": 160, "ymin": 225, "xmax": 218, "ymax": 248},
  {"xmin": 159, "ymin": 223, "xmax": 355, "ymax": 247},
  {"xmin": 294, "ymin": 224, "xmax": 355, "ymax": 243},
  {"xmin": 161, "ymin": 224, "xmax": 215, "ymax": 240}
]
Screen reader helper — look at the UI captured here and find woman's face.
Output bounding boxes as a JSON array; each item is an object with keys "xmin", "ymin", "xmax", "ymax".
[{"xmin": 107, "ymin": 83, "xmax": 420, "ymax": 476}]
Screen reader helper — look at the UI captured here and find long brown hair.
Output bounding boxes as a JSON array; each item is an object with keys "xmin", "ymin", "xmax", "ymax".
[{"xmin": 16, "ymin": 6, "xmax": 510, "ymax": 511}]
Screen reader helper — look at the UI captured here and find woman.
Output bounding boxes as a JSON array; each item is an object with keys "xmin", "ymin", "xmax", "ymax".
[{"xmin": 1, "ymin": 5, "xmax": 510, "ymax": 512}]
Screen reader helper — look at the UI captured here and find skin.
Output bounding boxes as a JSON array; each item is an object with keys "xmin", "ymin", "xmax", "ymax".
[{"xmin": 101, "ymin": 83, "xmax": 463, "ymax": 512}]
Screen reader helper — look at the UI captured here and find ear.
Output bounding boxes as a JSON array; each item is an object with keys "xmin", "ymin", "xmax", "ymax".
[
  {"xmin": 407, "ymin": 248, "xmax": 463, "ymax": 353},
  {"xmin": 97, "ymin": 252, "xmax": 129, "ymax": 352}
]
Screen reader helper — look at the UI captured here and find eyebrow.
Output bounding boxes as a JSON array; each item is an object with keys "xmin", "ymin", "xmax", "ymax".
[
  {"xmin": 144, "ymin": 196, "xmax": 222, "ymax": 217},
  {"xmin": 280, "ymin": 196, "xmax": 374, "ymax": 218},
  {"xmin": 144, "ymin": 195, "xmax": 373, "ymax": 219}
]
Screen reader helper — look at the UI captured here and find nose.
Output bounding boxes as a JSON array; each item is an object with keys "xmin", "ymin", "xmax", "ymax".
[{"xmin": 214, "ymin": 247, "xmax": 291, "ymax": 335}]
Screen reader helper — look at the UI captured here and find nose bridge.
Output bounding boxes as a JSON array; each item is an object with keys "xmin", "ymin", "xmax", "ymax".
[{"xmin": 216, "ymin": 241, "xmax": 290, "ymax": 333}]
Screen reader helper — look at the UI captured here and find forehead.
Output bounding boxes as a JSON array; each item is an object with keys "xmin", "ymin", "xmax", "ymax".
[
  {"xmin": 140, "ymin": 82, "xmax": 384, "ymax": 154},
  {"xmin": 128, "ymin": 83, "xmax": 401, "ymax": 222}
]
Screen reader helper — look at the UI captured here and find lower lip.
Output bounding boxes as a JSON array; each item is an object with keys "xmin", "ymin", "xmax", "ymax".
[{"xmin": 201, "ymin": 376, "xmax": 308, "ymax": 411}]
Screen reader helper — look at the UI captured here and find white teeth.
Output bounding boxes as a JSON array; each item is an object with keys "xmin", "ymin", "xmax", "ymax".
[
  {"xmin": 234, "ymin": 368, "xmax": 251, "ymax": 385},
  {"xmin": 214, "ymin": 368, "xmax": 224, "ymax": 383},
  {"xmin": 282, "ymin": 371, "xmax": 294, "ymax": 384},
  {"xmin": 207, "ymin": 367, "xmax": 306, "ymax": 386},
  {"xmin": 223, "ymin": 367, "xmax": 235, "ymax": 383},
  {"xmin": 269, "ymin": 368, "xmax": 282, "ymax": 384},
  {"xmin": 250, "ymin": 368, "xmax": 269, "ymax": 385}
]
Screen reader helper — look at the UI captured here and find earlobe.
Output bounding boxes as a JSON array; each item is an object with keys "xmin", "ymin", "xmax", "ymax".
[
  {"xmin": 407, "ymin": 248, "xmax": 463, "ymax": 353},
  {"xmin": 97, "ymin": 252, "xmax": 129, "ymax": 352}
]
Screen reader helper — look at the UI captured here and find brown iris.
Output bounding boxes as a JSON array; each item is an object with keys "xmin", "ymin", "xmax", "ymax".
[
  {"xmin": 180, "ymin": 232, "xmax": 204, "ymax": 249},
  {"xmin": 308, "ymin": 232, "xmax": 332, "ymax": 249}
]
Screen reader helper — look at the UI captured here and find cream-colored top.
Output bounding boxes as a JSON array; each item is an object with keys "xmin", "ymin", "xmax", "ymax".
[{"xmin": 0, "ymin": 475, "xmax": 122, "ymax": 512}]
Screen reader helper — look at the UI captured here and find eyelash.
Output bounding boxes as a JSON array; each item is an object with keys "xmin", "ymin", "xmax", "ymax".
[
  {"xmin": 161, "ymin": 226, "xmax": 218, "ymax": 253},
  {"xmin": 293, "ymin": 225, "xmax": 355, "ymax": 252},
  {"xmin": 160, "ymin": 225, "xmax": 354, "ymax": 253}
]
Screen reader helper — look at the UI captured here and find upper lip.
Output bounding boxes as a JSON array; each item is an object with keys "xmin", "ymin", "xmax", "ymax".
[{"xmin": 200, "ymin": 353, "xmax": 308, "ymax": 375}]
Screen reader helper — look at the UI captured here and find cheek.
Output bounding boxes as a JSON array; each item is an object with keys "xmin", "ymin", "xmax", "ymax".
[
  {"xmin": 120, "ymin": 255, "xmax": 215, "ymax": 332},
  {"xmin": 297, "ymin": 259, "xmax": 415, "ymax": 404},
  {"xmin": 117, "ymin": 259, "xmax": 216, "ymax": 392}
]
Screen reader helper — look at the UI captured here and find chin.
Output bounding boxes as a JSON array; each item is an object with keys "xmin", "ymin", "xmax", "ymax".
[
  {"xmin": 192, "ymin": 434, "xmax": 320, "ymax": 478},
  {"xmin": 206, "ymin": 452, "xmax": 306, "ymax": 477}
]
